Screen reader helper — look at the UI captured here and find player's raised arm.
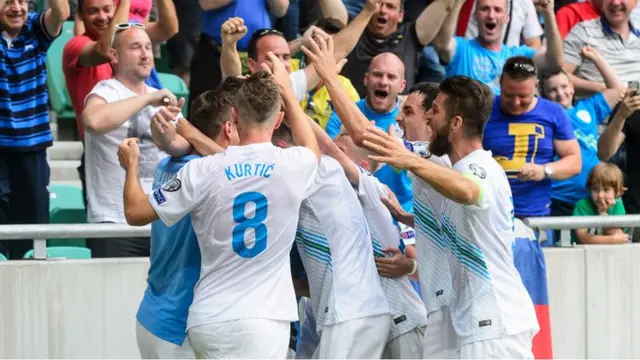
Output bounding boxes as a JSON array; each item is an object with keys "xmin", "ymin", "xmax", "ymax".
[
  {"xmin": 362, "ymin": 127, "xmax": 481, "ymax": 206},
  {"xmin": 262, "ymin": 52, "xmax": 321, "ymax": 161},
  {"xmin": 119, "ymin": 138, "xmax": 160, "ymax": 226},
  {"xmin": 302, "ymin": 36, "xmax": 371, "ymax": 145},
  {"xmin": 308, "ymin": 115, "xmax": 361, "ymax": 186}
]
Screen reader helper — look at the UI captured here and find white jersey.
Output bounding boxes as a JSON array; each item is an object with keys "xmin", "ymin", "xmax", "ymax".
[
  {"xmin": 149, "ymin": 143, "xmax": 318, "ymax": 329},
  {"xmin": 410, "ymin": 155, "xmax": 456, "ymax": 314},
  {"xmin": 442, "ymin": 149, "xmax": 539, "ymax": 345},
  {"xmin": 355, "ymin": 167, "xmax": 427, "ymax": 340},
  {"xmin": 295, "ymin": 156, "xmax": 390, "ymax": 333}
]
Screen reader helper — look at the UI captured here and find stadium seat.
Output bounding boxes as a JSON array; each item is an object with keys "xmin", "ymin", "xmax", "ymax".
[
  {"xmin": 23, "ymin": 247, "xmax": 92, "ymax": 260},
  {"xmin": 157, "ymin": 72, "xmax": 190, "ymax": 118},
  {"xmin": 0, "ymin": 253, "xmax": 6, "ymax": 261},
  {"xmin": 48, "ymin": 184, "xmax": 87, "ymax": 248},
  {"xmin": 46, "ymin": 21, "xmax": 76, "ymax": 121}
]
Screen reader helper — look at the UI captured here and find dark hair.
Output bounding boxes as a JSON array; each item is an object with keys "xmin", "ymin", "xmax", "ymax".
[
  {"xmin": 314, "ymin": 17, "xmax": 345, "ymax": 35},
  {"xmin": 77, "ymin": 0, "xmax": 84, "ymax": 12},
  {"xmin": 190, "ymin": 89, "xmax": 236, "ymax": 140},
  {"xmin": 234, "ymin": 71, "xmax": 281, "ymax": 124},
  {"xmin": 501, "ymin": 56, "xmax": 538, "ymax": 82},
  {"xmin": 272, "ymin": 121, "xmax": 294, "ymax": 145},
  {"xmin": 409, "ymin": 82, "xmax": 440, "ymax": 112},
  {"xmin": 247, "ymin": 28, "xmax": 285, "ymax": 60},
  {"xmin": 439, "ymin": 76, "xmax": 494, "ymax": 139},
  {"xmin": 217, "ymin": 76, "xmax": 247, "ymax": 95}
]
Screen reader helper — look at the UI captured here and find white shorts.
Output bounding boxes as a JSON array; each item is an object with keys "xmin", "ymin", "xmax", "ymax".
[
  {"xmin": 135, "ymin": 321, "xmax": 195, "ymax": 359},
  {"xmin": 187, "ymin": 318, "xmax": 290, "ymax": 359},
  {"xmin": 313, "ymin": 314, "xmax": 391, "ymax": 359},
  {"xmin": 423, "ymin": 308, "xmax": 458, "ymax": 359},
  {"xmin": 459, "ymin": 330, "xmax": 535, "ymax": 359},
  {"xmin": 296, "ymin": 300, "xmax": 320, "ymax": 359},
  {"xmin": 382, "ymin": 326, "xmax": 426, "ymax": 359}
]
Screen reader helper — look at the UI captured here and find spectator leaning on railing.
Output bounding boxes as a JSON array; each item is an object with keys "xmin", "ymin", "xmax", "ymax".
[{"xmin": 0, "ymin": 0, "xmax": 69, "ymax": 260}]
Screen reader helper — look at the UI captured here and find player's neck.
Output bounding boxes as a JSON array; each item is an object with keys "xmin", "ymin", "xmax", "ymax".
[
  {"xmin": 448, "ymin": 138, "xmax": 484, "ymax": 165},
  {"xmin": 238, "ymin": 129, "xmax": 273, "ymax": 146}
]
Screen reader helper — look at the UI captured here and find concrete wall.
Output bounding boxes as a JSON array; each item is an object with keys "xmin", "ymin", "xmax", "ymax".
[{"xmin": 0, "ymin": 246, "xmax": 639, "ymax": 358}]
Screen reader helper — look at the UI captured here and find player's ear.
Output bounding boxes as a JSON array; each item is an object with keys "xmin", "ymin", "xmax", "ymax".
[{"xmin": 273, "ymin": 111, "xmax": 285, "ymax": 130}]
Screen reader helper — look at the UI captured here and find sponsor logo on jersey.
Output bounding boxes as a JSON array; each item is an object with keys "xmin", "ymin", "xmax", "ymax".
[
  {"xmin": 469, "ymin": 163, "xmax": 487, "ymax": 179},
  {"xmin": 153, "ymin": 188, "xmax": 166, "ymax": 205}
]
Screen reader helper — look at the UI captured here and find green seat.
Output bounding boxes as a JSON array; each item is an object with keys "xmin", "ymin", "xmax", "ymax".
[
  {"xmin": 46, "ymin": 21, "xmax": 76, "ymax": 121},
  {"xmin": 157, "ymin": 72, "xmax": 190, "ymax": 118},
  {"xmin": 48, "ymin": 184, "xmax": 87, "ymax": 247},
  {"xmin": 0, "ymin": 253, "xmax": 6, "ymax": 261},
  {"xmin": 23, "ymin": 247, "xmax": 92, "ymax": 260}
]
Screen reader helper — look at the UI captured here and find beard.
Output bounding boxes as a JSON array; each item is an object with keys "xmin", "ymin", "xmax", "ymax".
[{"xmin": 429, "ymin": 123, "xmax": 452, "ymax": 157}]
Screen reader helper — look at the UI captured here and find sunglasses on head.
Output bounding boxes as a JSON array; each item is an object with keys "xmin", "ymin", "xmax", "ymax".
[
  {"xmin": 110, "ymin": 23, "xmax": 146, "ymax": 47},
  {"xmin": 504, "ymin": 61, "xmax": 537, "ymax": 76}
]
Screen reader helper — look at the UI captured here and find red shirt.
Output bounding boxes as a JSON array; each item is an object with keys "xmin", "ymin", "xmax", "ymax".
[
  {"xmin": 62, "ymin": 34, "xmax": 113, "ymax": 141},
  {"xmin": 556, "ymin": 1, "xmax": 600, "ymax": 39}
]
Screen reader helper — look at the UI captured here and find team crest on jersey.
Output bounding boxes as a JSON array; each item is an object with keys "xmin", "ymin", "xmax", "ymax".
[
  {"xmin": 469, "ymin": 163, "xmax": 486, "ymax": 179},
  {"xmin": 163, "ymin": 179, "xmax": 181, "ymax": 192}
]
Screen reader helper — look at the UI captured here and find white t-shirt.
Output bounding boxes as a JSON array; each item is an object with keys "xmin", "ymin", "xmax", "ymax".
[
  {"xmin": 355, "ymin": 167, "xmax": 427, "ymax": 340},
  {"xmin": 296, "ymin": 156, "xmax": 389, "ymax": 332},
  {"xmin": 410, "ymin": 155, "xmax": 456, "ymax": 315},
  {"xmin": 84, "ymin": 79, "xmax": 167, "ymax": 223},
  {"xmin": 442, "ymin": 149, "xmax": 539, "ymax": 345},
  {"xmin": 465, "ymin": 0, "xmax": 543, "ymax": 46},
  {"xmin": 149, "ymin": 143, "xmax": 318, "ymax": 329}
]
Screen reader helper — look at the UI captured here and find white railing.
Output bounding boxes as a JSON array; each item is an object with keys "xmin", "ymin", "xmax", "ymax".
[
  {"xmin": 2, "ymin": 215, "xmax": 640, "ymax": 259},
  {"xmin": 0, "ymin": 223, "xmax": 150, "ymax": 259},
  {"xmin": 524, "ymin": 215, "xmax": 640, "ymax": 246}
]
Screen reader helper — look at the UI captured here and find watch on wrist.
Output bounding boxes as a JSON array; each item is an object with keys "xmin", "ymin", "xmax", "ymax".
[{"xmin": 543, "ymin": 165, "xmax": 553, "ymax": 179}]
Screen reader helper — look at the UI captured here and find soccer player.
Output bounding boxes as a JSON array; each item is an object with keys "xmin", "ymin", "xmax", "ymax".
[
  {"xmin": 301, "ymin": 38, "xmax": 428, "ymax": 358},
  {"xmin": 271, "ymin": 123, "xmax": 391, "ymax": 359},
  {"xmin": 362, "ymin": 76, "xmax": 539, "ymax": 358},
  {"xmin": 118, "ymin": 58, "xmax": 321, "ymax": 358},
  {"xmin": 134, "ymin": 84, "xmax": 242, "ymax": 359}
]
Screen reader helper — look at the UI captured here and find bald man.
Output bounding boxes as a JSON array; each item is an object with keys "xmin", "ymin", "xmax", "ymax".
[
  {"xmin": 325, "ymin": 52, "xmax": 406, "ymax": 139},
  {"xmin": 81, "ymin": 26, "xmax": 177, "ymax": 258}
]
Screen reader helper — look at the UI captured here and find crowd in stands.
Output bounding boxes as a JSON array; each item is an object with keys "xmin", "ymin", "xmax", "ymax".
[{"xmin": 0, "ymin": 0, "xmax": 638, "ymax": 260}]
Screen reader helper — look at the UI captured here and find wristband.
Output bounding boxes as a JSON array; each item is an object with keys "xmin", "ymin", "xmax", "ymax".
[{"xmin": 408, "ymin": 259, "xmax": 418, "ymax": 276}]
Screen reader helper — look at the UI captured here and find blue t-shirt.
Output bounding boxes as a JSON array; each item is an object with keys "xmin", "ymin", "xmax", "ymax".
[
  {"xmin": 445, "ymin": 37, "xmax": 537, "ymax": 94},
  {"xmin": 552, "ymin": 93, "xmax": 612, "ymax": 205},
  {"xmin": 325, "ymin": 99, "xmax": 399, "ymax": 139},
  {"xmin": 483, "ymin": 97, "xmax": 575, "ymax": 216},
  {"xmin": 374, "ymin": 164, "xmax": 413, "ymax": 214},
  {"xmin": 136, "ymin": 155, "xmax": 202, "ymax": 346},
  {"xmin": 201, "ymin": 0, "xmax": 272, "ymax": 51}
]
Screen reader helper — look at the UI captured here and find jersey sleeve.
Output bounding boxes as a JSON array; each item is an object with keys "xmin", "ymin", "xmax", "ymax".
[
  {"xmin": 552, "ymin": 105, "xmax": 577, "ymax": 140},
  {"xmin": 556, "ymin": 6, "xmax": 579, "ymax": 39},
  {"xmin": 510, "ymin": 44, "xmax": 538, "ymax": 59},
  {"xmin": 325, "ymin": 111, "xmax": 342, "ymax": 139},
  {"xmin": 459, "ymin": 161, "xmax": 492, "ymax": 211},
  {"xmin": 582, "ymin": 93, "xmax": 614, "ymax": 124},
  {"xmin": 445, "ymin": 36, "xmax": 468, "ymax": 67},
  {"xmin": 149, "ymin": 158, "xmax": 210, "ymax": 227},
  {"xmin": 356, "ymin": 168, "xmax": 387, "ymax": 210}
]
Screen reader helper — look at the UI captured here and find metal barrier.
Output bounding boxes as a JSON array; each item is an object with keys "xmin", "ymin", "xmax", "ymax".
[
  {"xmin": 0, "ymin": 223, "xmax": 150, "ymax": 260},
  {"xmin": 2, "ymin": 215, "xmax": 640, "ymax": 259},
  {"xmin": 524, "ymin": 215, "xmax": 640, "ymax": 246}
]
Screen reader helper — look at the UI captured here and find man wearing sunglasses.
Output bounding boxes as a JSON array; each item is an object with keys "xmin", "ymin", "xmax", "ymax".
[
  {"xmin": 432, "ymin": 0, "xmax": 563, "ymax": 95},
  {"xmin": 80, "ymin": 25, "xmax": 179, "ymax": 258},
  {"xmin": 0, "ymin": 0, "xmax": 69, "ymax": 259}
]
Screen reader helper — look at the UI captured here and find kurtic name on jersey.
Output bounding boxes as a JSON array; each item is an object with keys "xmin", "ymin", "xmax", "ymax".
[{"xmin": 224, "ymin": 163, "xmax": 276, "ymax": 180}]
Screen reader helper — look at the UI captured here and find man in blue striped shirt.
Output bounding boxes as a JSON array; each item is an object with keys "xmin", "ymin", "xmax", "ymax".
[{"xmin": 0, "ymin": 0, "xmax": 69, "ymax": 259}]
